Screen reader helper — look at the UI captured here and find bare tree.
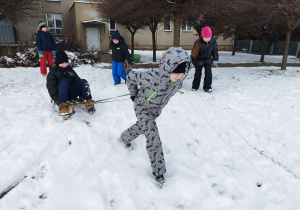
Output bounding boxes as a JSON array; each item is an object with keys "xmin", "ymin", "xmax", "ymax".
[
  {"xmin": 0, "ymin": 0, "xmax": 41, "ymax": 21},
  {"xmin": 223, "ymin": 0, "xmax": 300, "ymax": 69},
  {"xmin": 95, "ymin": 0, "xmax": 148, "ymax": 55}
]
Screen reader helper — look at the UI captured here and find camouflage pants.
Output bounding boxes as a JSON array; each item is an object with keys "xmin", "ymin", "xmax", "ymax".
[{"xmin": 120, "ymin": 103, "xmax": 166, "ymax": 177}]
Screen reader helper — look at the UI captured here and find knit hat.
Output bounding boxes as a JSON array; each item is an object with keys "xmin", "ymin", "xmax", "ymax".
[
  {"xmin": 112, "ymin": 30, "xmax": 121, "ymax": 40},
  {"xmin": 55, "ymin": 50, "xmax": 69, "ymax": 66},
  {"xmin": 39, "ymin": 20, "xmax": 47, "ymax": 30},
  {"xmin": 201, "ymin": 26, "xmax": 212, "ymax": 38},
  {"xmin": 172, "ymin": 62, "xmax": 189, "ymax": 74}
]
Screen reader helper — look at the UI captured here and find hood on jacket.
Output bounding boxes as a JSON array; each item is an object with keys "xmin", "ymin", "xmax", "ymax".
[
  {"xmin": 158, "ymin": 47, "xmax": 191, "ymax": 79},
  {"xmin": 110, "ymin": 36, "xmax": 125, "ymax": 46}
]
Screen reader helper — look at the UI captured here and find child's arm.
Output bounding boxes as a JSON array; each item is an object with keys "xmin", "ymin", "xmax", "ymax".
[
  {"xmin": 46, "ymin": 73, "xmax": 59, "ymax": 104},
  {"xmin": 212, "ymin": 41, "xmax": 219, "ymax": 61},
  {"xmin": 51, "ymin": 35, "xmax": 57, "ymax": 51},
  {"xmin": 126, "ymin": 71, "xmax": 153, "ymax": 97},
  {"xmin": 121, "ymin": 44, "xmax": 132, "ymax": 65},
  {"xmin": 35, "ymin": 34, "xmax": 42, "ymax": 51}
]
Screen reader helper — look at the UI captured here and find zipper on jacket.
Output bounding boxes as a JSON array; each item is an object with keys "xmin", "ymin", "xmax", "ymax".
[
  {"xmin": 147, "ymin": 91, "xmax": 157, "ymax": 101},
  {"xmin": 147, "ymin": 82, "xmax": 173, "ymax": 102}
]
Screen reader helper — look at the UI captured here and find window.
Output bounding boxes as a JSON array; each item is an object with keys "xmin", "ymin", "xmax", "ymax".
[
  {"xmin": 182, "ymin": 19, "xmax": 192, "ymax": 31},
  {"xmin": 46, "ymin": 13, "xmax": 63, "ymax": 34},
  {"xmin": 164, "ymin": 18, "xmax": 171, "ymax": 31},
  {"xmin": 109, "ymin": 19, "xmax": 116, "ymax": 36}
]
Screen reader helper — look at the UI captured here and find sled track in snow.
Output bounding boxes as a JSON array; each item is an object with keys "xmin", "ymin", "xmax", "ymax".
[{"xmin": 206, "ymin": 92, "xmax": 300, "ymax": 181}]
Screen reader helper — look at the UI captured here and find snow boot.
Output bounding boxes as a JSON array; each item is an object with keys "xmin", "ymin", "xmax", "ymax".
[
  {"xmin": 191, "ymin": 88, "xmax": 197, "ymax": 91},
  {"xmin": 114, "ymin": 81, "xmax": 121, "ymax": 85},
  {"xmin": 85, "ymin": 99, "xmax": 95, "ymax": 115},
  {"xmin": 155, "ymin": 175, "xmax": 166, "ymax": 189},
  {"xmin": 118, "ymin": 138, "xmax": 133, "ymax": 151},
  {"xmin": 59, "ymin": 102, "xmax": 72, "ymax": 116}
]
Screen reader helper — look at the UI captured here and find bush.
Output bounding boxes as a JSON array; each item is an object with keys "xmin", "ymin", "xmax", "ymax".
[{"xmin": 0, "ymin": 41, "xmax": 101, "ymax": 67}]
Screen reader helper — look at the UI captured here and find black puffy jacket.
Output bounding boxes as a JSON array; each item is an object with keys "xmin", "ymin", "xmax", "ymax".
[
  {"xmin": 46, "ymin": 65, "xmax": 80, "ymax": 103},
  {"xmin": 192, "ymin": 37, "xmax": 219, "ymax": 66},
  {"xmin": 110, "ymin": 36, "xmax": 132, "ymax": 65}
]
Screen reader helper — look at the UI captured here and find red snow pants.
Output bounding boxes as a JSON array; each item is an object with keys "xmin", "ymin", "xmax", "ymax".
[{"xmin": 40, "ymin": 51, "xmax": 54, "ymax": 74}]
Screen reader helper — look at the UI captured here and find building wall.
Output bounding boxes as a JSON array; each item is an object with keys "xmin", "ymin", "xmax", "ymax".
[
  {"xmin": 120, "ymin": 21, "xmax": 233, "ymax": 51},
  {"xmin": 12, "ymin": 0, "xmax": 233, "ymax": 51},
  {"xmin": 14, "ymin": 0, "xmax": 74, "ymax": 42},
  {"xmin": 72, "ymin": 2, "xmax": 110, "ymax": 51}
]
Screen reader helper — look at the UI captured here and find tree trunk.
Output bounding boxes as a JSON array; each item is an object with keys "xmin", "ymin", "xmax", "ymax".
[
  {"xmin": 173, "ymin": 11, "xmax": 180, "ymax": 47},
  {"xmin": 281, "ymin": 29, "xmax": 292, "ymax": 70},
  {"xmin": 152, "ymin": 30, "xmax": 156, "ymax": 62},
  {"xmin": 260, "ymin": 37, "xmax": 266, "ymax": 62},
  {"xmin": 232, "ymin": 38, "xmax": 236, "ymax": 56},
  {"xmin": 131, "ymin": 33, "xmax": 135, "ymax": 55}
]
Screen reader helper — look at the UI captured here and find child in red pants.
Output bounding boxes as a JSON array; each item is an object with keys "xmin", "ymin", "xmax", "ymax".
[{"xmin": 36, "ymin": 20, "xmax": 57, "ymax": 77}]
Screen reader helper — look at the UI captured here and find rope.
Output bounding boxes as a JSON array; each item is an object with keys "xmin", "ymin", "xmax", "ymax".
[{"xmin": 72, "ymin": 93, "xmax": 130, "ymax": 107}]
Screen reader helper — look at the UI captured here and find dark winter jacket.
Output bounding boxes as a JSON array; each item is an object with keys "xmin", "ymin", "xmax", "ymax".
[
  {"xmin": 191, "ymin": 37, "xmax": 219, "ymax": 66},
  {"xmin": 110, "ymin": 36, "xmax": 132, "ymax": 65},
  {"xmin": 35, "ymin": 30, "xmax": 56, "ymax": 52},
  {"xmin": 46, "ymin": 65, "xmax": 80, "ymax": 103},
  {"xmin": 127, "ymin": 47, "xmax": 191, "ymax": 117}
]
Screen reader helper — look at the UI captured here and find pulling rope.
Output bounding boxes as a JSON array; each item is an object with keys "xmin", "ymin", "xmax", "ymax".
[{"xmin": 72, "ymin": 94, "xmax": 130, "ymax": 107}]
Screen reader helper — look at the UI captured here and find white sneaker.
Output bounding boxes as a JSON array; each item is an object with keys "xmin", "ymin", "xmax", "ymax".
[{"xmin": 204, "ymin": 88, "xmax": 213, "ymax": 93}]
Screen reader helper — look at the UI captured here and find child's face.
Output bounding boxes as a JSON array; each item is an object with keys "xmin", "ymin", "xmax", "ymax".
[
  {"xmin": 41, "ymin": 27, "xmax": 48, "ymax": 32},
  {"xmin": 170, "ymin": 73, "xmax": 185, "ymax": 82},
  {"xmin": 203, "ymin": 37, "xmax": 211, "ymax": 43},
  {"xmin": 113, "ymin": 39, "xmax": 119, "ymax": 44},
  {"xmin": 59, "ymin": 62, "xmax": 69, "ymax": 68}
]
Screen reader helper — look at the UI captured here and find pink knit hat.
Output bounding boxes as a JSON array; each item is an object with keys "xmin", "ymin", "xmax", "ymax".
[{"xmin": 201, "ymin": 26, "xmax": 212, "ymax": 38}]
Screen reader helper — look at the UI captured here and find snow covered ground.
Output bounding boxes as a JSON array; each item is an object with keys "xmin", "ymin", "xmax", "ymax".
[{"xmin": 0, "ymin": 53, "xmax": 300, "ymax": 210}]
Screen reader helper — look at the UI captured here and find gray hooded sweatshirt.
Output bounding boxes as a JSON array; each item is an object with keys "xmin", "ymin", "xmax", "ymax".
[
  {"xmin": 121, "ymin": 47, "xmax": 191, "ymax": 177},
  {"xmin": 127, "ymin": 47, "xmax": 192, "ymax": 117}
]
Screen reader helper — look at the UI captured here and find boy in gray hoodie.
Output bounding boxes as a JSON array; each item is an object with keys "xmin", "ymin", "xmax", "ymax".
[{"xmin": 119, "ymin": 47, "xmax": 191, "ymax": 188}]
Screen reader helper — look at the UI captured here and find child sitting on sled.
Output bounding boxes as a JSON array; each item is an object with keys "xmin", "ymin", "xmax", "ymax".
[{"xmin": 46, "ymin": 50, "xmax": 95, "ymax": 116}]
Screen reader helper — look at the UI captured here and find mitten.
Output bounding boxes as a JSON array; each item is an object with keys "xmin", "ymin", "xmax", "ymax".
[
  {"xmin": 38, "ymin": 51, "xmax": 44, "ymax": 57},
  {"xmin": 130, "ymin": 96, "xmax": 136, "ymax": 102}
]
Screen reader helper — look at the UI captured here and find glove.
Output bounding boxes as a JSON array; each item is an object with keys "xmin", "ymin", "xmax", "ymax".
[
  {"xmin": 38, "ymin": 51, "xmax": 44, "ymax": 58},
  {"xmin": 130, "ymin": 96, "xmax": 136, "ymax": 102},
  {"xmin": 53, "ymin": 50, "xmax": 57, "ymax": 57}
]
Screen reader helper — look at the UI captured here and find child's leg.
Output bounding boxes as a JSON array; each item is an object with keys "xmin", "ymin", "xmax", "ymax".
[
  {"xmin": 116, "ymin": 62, "xmax": 127, "ymax": 81},
  {"xmin": 203, "ymin": 63, "xmax": 212, "ymax": 90},
  {"xmin": 46, "ymin": 51, "xmax": 54, "ymax": 68},
  {"xmin": 39, "ymin": 53, "xmax": 47, "ymax": 74},
  {"xmin": 191, "ymin": 65, "xmax": 203, "ymax": 90},
  {"xmin": 121, "ymin": 107, "xmax": 166, "ymax": 177},
  {"xmin": 144, "ymin": 119, "xmax": 166, "ymax": 177},
  {"xmin": 112, "ymin": 61, "xmax": 121, "ymax": 83},
  {"xmin": 67, "ymin": 79, "xmax": 92, "ymax": 101},
  {"xmin": 57, "ymin": 79, "xmax": 70, "ymax": 104}
]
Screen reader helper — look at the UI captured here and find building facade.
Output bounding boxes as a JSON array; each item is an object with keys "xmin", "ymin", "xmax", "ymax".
[{"xmin": 1, "ymin": 0, "xmax": 233, "ymax": 51}]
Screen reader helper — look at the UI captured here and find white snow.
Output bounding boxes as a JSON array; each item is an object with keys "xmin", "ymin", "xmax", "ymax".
[
  {"xmin": 128, "ymin": 50, "xmax": 300, "ymax": 64},
  {"xmin": 0, "ymin": 53, "xmax": 300, "ymax": 210}
]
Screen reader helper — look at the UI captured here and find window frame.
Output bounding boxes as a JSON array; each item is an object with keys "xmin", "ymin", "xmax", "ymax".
[
  {"xmin": 181, "ymin": 19, "xmax": 192, "ymax": 32},
  {"xmin": 163, "ymin": 17, "xmax": 171, "ymax": 31},
  {"xmin": 109, "ymin": 19, "xmax": 116, "ymax": 36},
  {"xmin": 46, "ymin": 13, "xmax": 63, "ymax": 35}
]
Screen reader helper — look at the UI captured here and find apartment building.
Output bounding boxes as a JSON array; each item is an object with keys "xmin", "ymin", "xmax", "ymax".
[{"xmin": 0, "ymin": 0, "xmax": 233, "ymax": 52}]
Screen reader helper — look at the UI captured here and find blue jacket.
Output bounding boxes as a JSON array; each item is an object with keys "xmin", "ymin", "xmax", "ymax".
[
  {"xmin": 110, "ymin": 36, "xmax": 132, "ymax": 65},
  {"xmin": 35, "ymin": 30, "xmax": 56, "ymax": 52}
]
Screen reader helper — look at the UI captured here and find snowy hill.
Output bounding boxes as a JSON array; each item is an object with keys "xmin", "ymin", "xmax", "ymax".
[{"xmin": 0, "ymin": 58, "xmax": 300, "ymax": 209}]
